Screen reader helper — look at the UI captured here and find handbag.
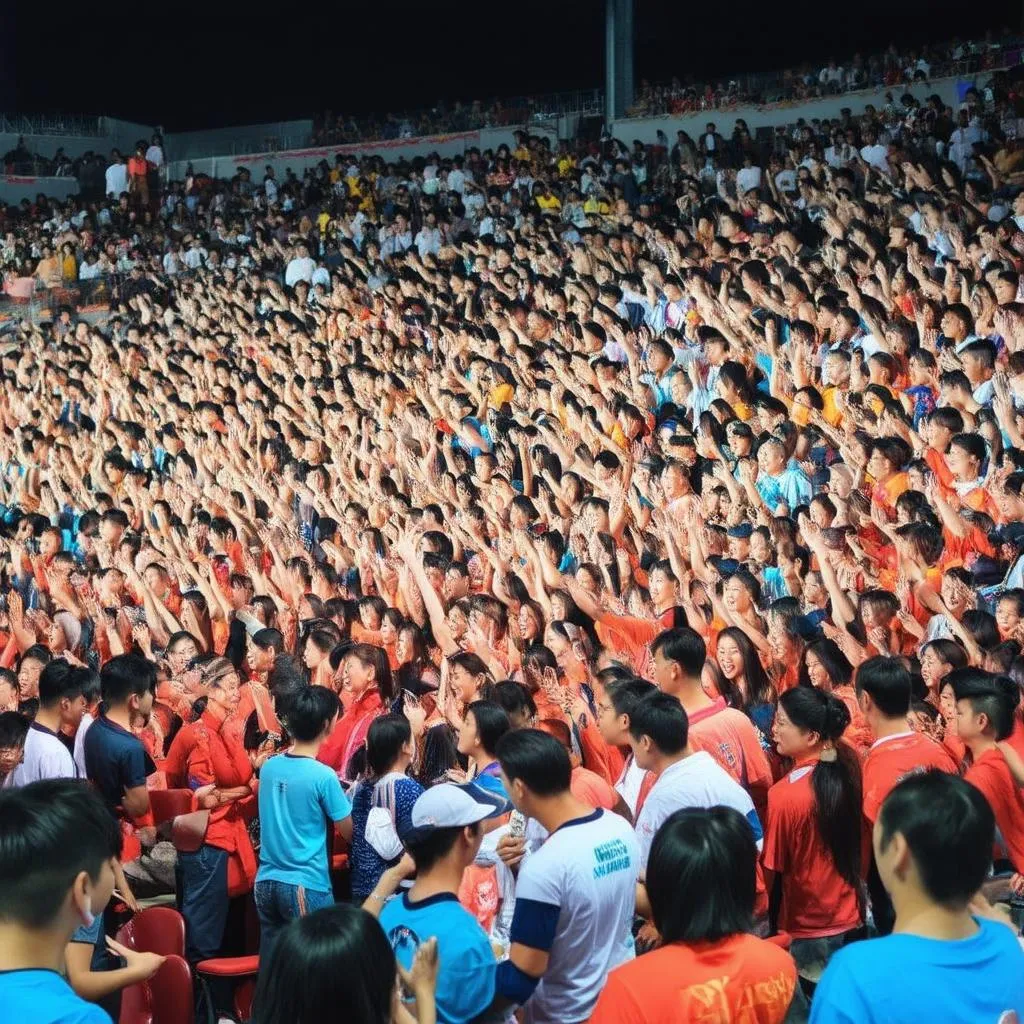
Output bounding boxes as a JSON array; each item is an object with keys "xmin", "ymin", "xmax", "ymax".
[{"xmin": 169, "ymin": 783, "xmax": 215, "ymax": 853}]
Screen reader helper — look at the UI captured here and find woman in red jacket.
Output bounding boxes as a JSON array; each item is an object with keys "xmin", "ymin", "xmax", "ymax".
[
  {"xmin": 318, "ymin": 643, "xmax": 392, "ymax": 781},
  {"xmin": 164, "ymin": 657, "xmax": 256, "ymax": 965}
]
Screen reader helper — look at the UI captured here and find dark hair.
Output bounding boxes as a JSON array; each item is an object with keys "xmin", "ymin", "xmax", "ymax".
[
  {"xmin": 0, "ymin": 711, "xmax": 29, "ymax": 750},
  {"xmin": 284, "ymin": 685, "xmax": 340, "ymax": 743},
  {"xmin": 647, "ymin": 806, "xmax": 756, "ymax": 943},
  {"xmin": 252, "ymin": 627, "xmax": 285, "ymax": 653},
  {"xmin": 716, "ymin": 627, "xmax": 775, "ymax": 711},
  {"xmin": 650, "ymin": 627, "xmax": 706, "ymax": 679},
  {"xmin": 466, "ymin": 700, "xmax": 511, "ymax": 756},
  {"xmin": 779, "ymin": 687, "xmax": 862, "ymax": 890},
  {"xmin": 38, "ymin": 660, "xmax": 86, "ymax": 708},
  {"xmin": 493, "ymin": 680, "xmax": 537, "ymax": 721},
  {"xmin": 606, "ymin": 677, "xmax": 657, "ymax": 719},
  {"xmin": 628, "ymin": 691, "xmax": 688, "ymax": 755},
  {"xmin": 496, "ymin": 728, "xmax": 571, "ymax": 797},
  {"xmin": 0, "ymin": 779, "xmax": 121, "ymax": 927},
  {"xmin": 100, "ymin": 653, "xmax": 156, "ymax": 706},
  {"xmin": 877, "ymin": 772, "xmax": 995, "ymax": 907},
  {"xmin": 855, "ymin": 655, "xmax": 911, "ymax": 718},
  {"xmin": 365, "ymin": 714, "xmax": 412, "ymax": 777},
  {"xmin": 949, "ymin": 668, "xmax": 1018, "ymax": 741},
  {"xmin": 800, "ymin": 639, "xmax": 854, "ymax": 689},
  {"xmin": 251, "ymin": 904, "xmax": 395, "ymax": 1024},
  {"xmin": 405, "ymin": 821, "xmax": 480, "ymax": 874},
  {"xmin": 346, "ymin": 643, "xmax": 395, "ymax": 702}
]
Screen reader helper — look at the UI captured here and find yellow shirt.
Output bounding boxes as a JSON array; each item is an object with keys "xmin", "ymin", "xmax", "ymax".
[
  {"xmin": 489, "ymin": 383, "xmax": 515, "ymax": 409},
  {"xmin": 537, "ymin": 194, "xmax": 561, "ymax": 211},
  {"xmin": 584, "ymin": 197, "xmax": 610, "ymax": 215}
]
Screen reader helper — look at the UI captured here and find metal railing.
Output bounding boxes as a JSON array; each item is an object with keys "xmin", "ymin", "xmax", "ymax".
[{"xmin": 0, "ymin": 114, "xmax": 104, "ymax": 137}]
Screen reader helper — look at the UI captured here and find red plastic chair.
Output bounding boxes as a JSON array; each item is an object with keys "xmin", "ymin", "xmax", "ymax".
[
  {"xmin": 149, "ymin": 789, "xmax": 194, "ymax": 825},
  {"xmin": 116, "ymin": 906, "xmax": 186, "ymax": 959},
  {"xmin": 149, "ymin": 955, "xmax": 195, "ymax": 1024},
  {"xmin": 766, "ymin": 930, "xmax": 793, "ymax": 950},
  {"xmin": 195, "ymin": 954, "xmax": 260, "ymax": 1024}
]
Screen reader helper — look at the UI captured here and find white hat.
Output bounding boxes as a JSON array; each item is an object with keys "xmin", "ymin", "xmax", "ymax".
[{"xmin": 401, "ymin": 782, "xmax": 510, "ymax": 842}]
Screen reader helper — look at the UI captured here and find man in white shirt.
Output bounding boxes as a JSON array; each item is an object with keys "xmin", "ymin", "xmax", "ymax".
[
  {"xmin": 492, "ymin": 729, "xmax": 639, "ymax": 1024},
  {"xmin": 735, "ymin": 156, "xmax": 762, "ymax": 195},
  {"xmin": 414, "ymin": 213, "xmax": 442, "ymax": 259},
  {"xmin": 629, "ymin": 691, "xmax": 762, "ymax": 869},
  {"xmin": 5, "ymin": 661, "xmax": 86, "ymax": 788},
  {"xmin": 105, "ymin": 150, "xmax": 128, "ymax": 198},
  {"xmin": 284, "ymin": 243, "xmax": 316, "ymax": 287},
  {"xmin": 446, "ymin": 156, "xmax": 466, "ymax": 195},
  {"xmin": 144, "ymin": 135, "xmax": 164, "ymax": 169},
  {"xmin": 859, "ymin": 131, "xmax": 891, "ymax": 173}
]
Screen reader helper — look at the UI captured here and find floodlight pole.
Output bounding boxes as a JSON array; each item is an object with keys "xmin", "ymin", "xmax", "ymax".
[{"xmin": 605, "ymin": 0, "xmax": 634, "ymax": 130}]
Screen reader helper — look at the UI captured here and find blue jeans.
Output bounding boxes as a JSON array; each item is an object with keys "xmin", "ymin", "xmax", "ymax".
[
  {"xmin": 177, "ymin": 844, "xmax": 230, "ymax": 963},
  {"xmin": 254, "ymin": 879, "xmax": 334, "ymax": 968}
]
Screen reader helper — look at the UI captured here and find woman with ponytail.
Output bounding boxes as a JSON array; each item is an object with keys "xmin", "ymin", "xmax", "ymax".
[{"xmin": 762, "ymin": 686, "xmax": 864, "ymax": 983}]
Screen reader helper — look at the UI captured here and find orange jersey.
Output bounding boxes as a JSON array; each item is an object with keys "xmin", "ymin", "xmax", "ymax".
[
  {"xmin": 862, "ymin": 731, "xmax": 958, "ymax": 824},
  {"xmin": 965, "ymin": 748, "xmax": 1024, "ymax": 872}
]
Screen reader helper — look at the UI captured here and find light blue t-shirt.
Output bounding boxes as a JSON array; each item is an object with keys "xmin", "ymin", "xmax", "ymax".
[
  {"xmin": 0, "ymin": 969, "xmax": 111, "ymax": 1024},
  {"xmin": 810, "ymin": 917, "xmax": 1024, "ymax": 1024},
  {"xmin": 256, "ymin": 753, "xmax": 351, "ymax": 892},
  {"xmin": 379, "ymin": 891, "xmax": 496, "ymax": 1024}
]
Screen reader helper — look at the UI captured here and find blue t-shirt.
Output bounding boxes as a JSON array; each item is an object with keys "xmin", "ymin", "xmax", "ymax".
[
  {"xmin": 83, "ymin": 716, "xmax": 155, "ymax": 815},
  {"xmin": 810, "ymin": 917, "xmax": 1024, "ymax": 1024},
  {"xmin": 256, "ymin": 753, "xmax": 351, "ymax": 892},
  {"xmin": 349, "ymin": 773, "xmax": 423, "ymax": 901},
  {"xmin": 379, "ymin": 891, "xmax": 496, "ymax": 1024},
  {"xmin": 0, "ymin": 969, "xmax": 111, "ymax": 1024}
]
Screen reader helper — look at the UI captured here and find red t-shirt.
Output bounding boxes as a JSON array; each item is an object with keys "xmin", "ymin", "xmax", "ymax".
[
  {"xmin": 965, "ymin": 748, "xmax": 1024, "ymax": 872},
  {"xmin": 570, "ymin": 765, "xmax": 618, "ymax": 810},
  {"xmin": 589, "ymin": 932, "xmax": 797, "ymax": 1024},
  {"xmin": 688, "ymin": 697, "xmax": 773, "ymax": 811},
  {"xmin": 762, "ymin": 759, "xmax": 862, "ymax": 938},
  {"xmin": 862, "ymin": 731, "xmax": 958, "ymax": 824},
  {"xmin": 317, "ymin": 688, "xmax": 384, "ymax": 780}
]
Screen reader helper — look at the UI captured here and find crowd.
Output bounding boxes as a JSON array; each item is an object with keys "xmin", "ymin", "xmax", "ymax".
[{"xmin": 3, "ymin": 38, "xmax": 1024, "ymax": 1024}]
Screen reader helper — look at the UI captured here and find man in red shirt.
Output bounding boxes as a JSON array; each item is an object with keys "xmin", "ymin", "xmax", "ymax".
[
  {"xmin": 651, "ymin": 627, "xmax": 772, "ymax": 818},
  {"xmin": 126, "ymin": 144, "xmax": 149, "ymax": 209},
  {"xmin": 857, "ymin": 656, "xmax": 958, "ymax": 933},
  {"xmin": 952, "ymin": 668, "xmax": 1024, "ymax": 875}
]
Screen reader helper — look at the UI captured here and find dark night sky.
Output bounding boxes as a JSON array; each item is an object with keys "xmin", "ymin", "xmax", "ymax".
[{"xmin": 5, "ymin": 0, "xmax": 1021, "ymax": 131}]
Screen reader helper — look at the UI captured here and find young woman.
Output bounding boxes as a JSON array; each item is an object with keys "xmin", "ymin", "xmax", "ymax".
[
  {"xmin": 714, "ymin": 627, "xmax": 777, "ymax": 742},
  {"xmin": 163, "ymin": 657, "xmax": 256, "ymax": 966},
  {"xmin": 456, "ymin": 700, "xmax": 511, "ymax": 793},
  {"xmin": 763, "ymin": 686, "xmax": 864, "ymax": 984},
  {"xmin": 349, "ymin": 714, "xmax": 424, "ymax": 904},
  {"xmin": 589, "ymin": 806, "xmax": 800, "ymax": 1023},
  {"xmin": 251, "ymin": 904, "xmax": 437, "ymax": 1024},
  {"xmin": 318, "ymin": 644, "xmax": 393, "ymax": 781},
  {"xmin": 800, "ymin": 639, "xmax": 873, "ymax": 756}
]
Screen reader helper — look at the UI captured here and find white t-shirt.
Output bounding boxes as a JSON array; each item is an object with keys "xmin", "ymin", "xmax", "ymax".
[
  {"xmin": 860, "ymin": 144, "xmax": 890, "ymax": 172},
  {"xmin": 73, "ymin": 712, "xmax": 95, "ymax": 778},
  {"xmin": 284, "ymin": 256, "xmax": 315, "ymax": 287},
  {"xmin": 145, "ymin": 145, "xmax": 164, "ymax": 168},
  {"xmin": 105, "ymin": 162, "xmax": 128, "ymax": 197},
  {"xmin": 736, "ymin": 165, "xmax": 763, "ymax": 194},
  {"xmin": 614, "ymin": 754, "xmax": 647, "ymax": 817},
  {"xmin": 515, "ymin": 808, "xmax": 639, "ymax": 1024},
  {"xmin": 5, "ymin": 722, "xmax": 76, "ymax": 788},
  {"xmin": 634, "ymin": 751, "xmax": 762, "ymax": 868}
]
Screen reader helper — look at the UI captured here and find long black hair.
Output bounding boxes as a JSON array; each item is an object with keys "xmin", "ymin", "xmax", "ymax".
[
  {"xmin": 251, "ymin": 904, "xmax": 395, "ymax": 1024},
  {"xmin": 779, "ymin": 686, "xmax": 862, "ymax": 894}
]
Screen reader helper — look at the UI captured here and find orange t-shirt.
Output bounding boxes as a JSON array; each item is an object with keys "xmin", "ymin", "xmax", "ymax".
[
  {"xmin": 762, "ymin": 759, "xmax": 862, "ymax": 939},
  {"xmin": 965, "ymin": 748, "xmax": 1024, "ymax": 872},
  {"xmin": 861, "ymin": 731, "xmax": 959, "ymax": 824},
  {"xmin": 687, "ymin": 698, "xmax": 772, "ymax": 812},
  {"xmin": 570, "ymin": 766, "xmax": 618, "ymax": 810},
  {"xmin": 588, "ymin": 932, "xmax": 797, "ymax": 1024}
]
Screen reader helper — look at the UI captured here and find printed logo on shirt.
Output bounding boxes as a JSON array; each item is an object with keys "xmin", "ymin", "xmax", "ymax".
[
  {"xmin": 387, "ymin": 923, "xmax": 422, "ymax": 961},
  {"xmin": 593, "ymin": 838, "xmax": 633, "ymax": 879}
]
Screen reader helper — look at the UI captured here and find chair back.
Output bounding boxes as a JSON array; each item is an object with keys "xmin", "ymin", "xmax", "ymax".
[{"xmin": 117, "ymin": 906, "xmax": 186, "ymax": 959}]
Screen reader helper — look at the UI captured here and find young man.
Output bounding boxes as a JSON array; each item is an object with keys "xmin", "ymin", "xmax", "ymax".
[
  {"xmin": 0, "ymin": 779, "xmax": 161, "ymax": 1023},
  {"xmin": 374, "ymin": 782, "xmax": 503, "ymax": 1024},
  {"xmin": 628, "ymin": 691, "xmax": 763, "ymax": 870},
  {"xmin": 596, "ymin": 677, "xmax": 657, "ymax": 818},
  {"xmin": 950, "ymin": 668, "xmax": 1024, "ymax": 873},
  {"xmin": 857, "ymin": 656, "xmax": 958, "ymax": 934},
  {"xmin": 0, "ymin": 712, "xmax": 28, "ymax": 786},
  {"xmin": 83, "ymin": 655, "xmax": 155, "ymax": 821},
  {"xmin": 6, "ymin": 660, "xmax": 87, "ymax": 787},
  {"xmin": 650, "ymin": 627, "xmax": 771, "ymax": 812},
  {"xmin": 493, "ymin": 729, "xmax": 640, "ymax": 1024},
  {"xmin": 810, "ymin": 772, "xmax": 1024, "ymax": 1022},
  {"xmin": 255, "ymin": 685, "xmax": 351, "ymax": 967}
]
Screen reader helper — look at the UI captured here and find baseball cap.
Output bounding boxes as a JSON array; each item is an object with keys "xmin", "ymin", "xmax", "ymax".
[{"xmin": 400, "ymin": 783, "xmax": 511, "ymax": 844}]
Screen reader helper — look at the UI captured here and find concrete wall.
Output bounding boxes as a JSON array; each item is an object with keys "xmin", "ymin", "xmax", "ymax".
[
  {"xmin": 608, "ymin": 74, "xmax": 976, "ymax": 145},
  {"xmin": 164, "ymin": 126, "xmax": 555, "ymax": 181},
  {"xmin": 0, "ymin": 175, "xmax": 79, "ymax": 205},
  {"xmin": 165, "ymin": 120, "xmax": 315, "ymax": 162}
]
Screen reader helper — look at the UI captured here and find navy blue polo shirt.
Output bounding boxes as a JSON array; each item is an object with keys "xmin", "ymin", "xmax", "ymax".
[{"xmin": 83, "ymin": 716, "xmax": 155, "ymax": 813}]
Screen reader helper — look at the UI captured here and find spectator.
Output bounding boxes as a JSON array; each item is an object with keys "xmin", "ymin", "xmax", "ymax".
[
  {"xmin": 255, "ymin": 684, "xmax": 351, "ymax": 966},
  {"xmin": 810, "ymin": 772, "xmax": 1024, "ymax": 1022},
  {"xmin": 590, "ymin": 806, "xmax": 800, "ymax": 1023}
]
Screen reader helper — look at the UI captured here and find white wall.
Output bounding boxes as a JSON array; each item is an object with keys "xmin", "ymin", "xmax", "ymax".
[
  {"xmin": 0, "ymin": 175, "xmax": 79, "ymax": 205},
  {"xmin": 608, "ymin": 74, "xmax": 976, "ymax": 145}
]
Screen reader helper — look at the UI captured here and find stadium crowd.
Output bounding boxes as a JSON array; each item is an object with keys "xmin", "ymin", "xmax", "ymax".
[{"xmin": 3, "ymin": 35, "xmax": 1024, "ymax": 1024}]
